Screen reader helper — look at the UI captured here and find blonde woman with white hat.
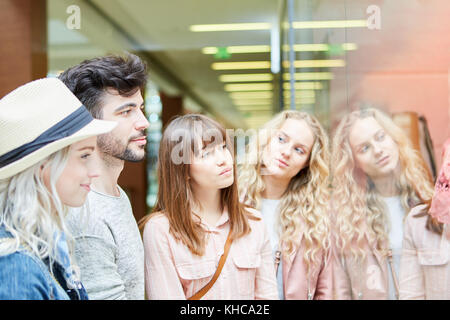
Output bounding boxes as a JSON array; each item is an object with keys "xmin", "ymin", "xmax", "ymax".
[{"xmin": 0, "ymin": 78, "xmax": 116, "ymax": 299}]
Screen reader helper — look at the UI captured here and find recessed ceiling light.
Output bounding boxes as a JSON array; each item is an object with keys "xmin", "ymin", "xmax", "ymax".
[
  {"xmin": 203, "ymin": 45, "xmax": 271, "ymax": 54},
  {"xmin": 212, "ymin": 60, "xmax": 343, "ymax": 70},
  {"xmin": 225, "ymin": 83, "xmax": 273, "ymax": 92},
  {"xmin": 190, "ymin": 23, "xmax": 271, "ymax": 32},
  {"xmin": 291, "ymin": 20, "xmax": 367, "ymax": 29},
  {"xmin": 283, "ymin": 72, "xmax": 334, "ymax": 81},
  {"xmin": 203, "ymin": 43, "xmax": 357, "ymax": 54},
  {"xmin": 219, "ymin": 74, "xmax": 273, "ymax": 82},
  {"xmin": 230, "ymin": 91, "xmax": 273, "ymax": 99},
  {"xmin": 342, "ymin": 43, "xmax": 358, "ymax": 50},
  {"xmin": 284, "ymin": 97, "xmax": 316, "ymax": 105},
  {"xmin": 283, "ymin": 82, "xmax": 323, "ymax": 90},
  {"xmin": 235, "ymin": 105, "xmax": 273, "ymax": 111},
  {"xmin": 283, "ymin": 90, "xmax": 315, "ymax": 98},
  {"xmin": 232, "ymin": 99, "xmax": 272, "ymax": 106},
  {"xmin": 190, "ymin": 20, "xmax": 367, "ymax": 32},
  {"xmin": 212, "ymin": 61, "xmax": 271, "ymax": 70},
  {"xmin": 244, "ymin": 115, "xmax": 273, "ymax": 121},
  {"xmin": 283, "ymin": 59, "xmax": 345, "ymax": 68}
]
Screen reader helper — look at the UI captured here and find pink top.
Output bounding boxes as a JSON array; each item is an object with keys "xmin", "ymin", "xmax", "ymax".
[{"xmin": 143, "ymin": 207, "xmax": 279, "ymax": 300}]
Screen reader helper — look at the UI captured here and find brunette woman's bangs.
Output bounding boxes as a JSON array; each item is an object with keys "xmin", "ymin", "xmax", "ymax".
[{"xmin": 190, "ymin": 116, "xmax": 229, "ymax": 157}]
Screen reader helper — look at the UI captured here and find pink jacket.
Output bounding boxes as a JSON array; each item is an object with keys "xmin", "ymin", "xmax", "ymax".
[
  {"xmin": 333, "ymin": 227, "xmax": 391, "ymax": 300},
  {"xmin": 281, "ymin": 232, "xmax": 334, "ymax": 300},
  {"xmin": 399, "ymin": 204, "xmax": 450, "ymax": 299},
  {"xmin": 143, "ymin": 208, "xmax": 279, "ymax": 300}
]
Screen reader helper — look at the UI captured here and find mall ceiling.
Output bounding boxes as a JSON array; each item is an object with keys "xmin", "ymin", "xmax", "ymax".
[{"xmin": 48, "ymin": 0, "xmax": 450, "ymax": 130}]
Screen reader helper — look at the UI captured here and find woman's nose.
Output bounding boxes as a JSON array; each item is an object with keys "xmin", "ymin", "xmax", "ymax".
[
  {"xmin": 281, "ymin": 144, "xmax": 291, "ymax": 158},
  {"xmin": 88, "ymin": 168, "xmax": 100, "ymax": 179},
  {"xmin": 87, "ymin": 157, "xmax": 101, "ymax": 179},
  {"xmin": 373, "ymin": 143, "xmax": 383, "ymax": 156},
  {"xmin": 216, "ymin": 149, "xmax": 226, "ymax": 165}
]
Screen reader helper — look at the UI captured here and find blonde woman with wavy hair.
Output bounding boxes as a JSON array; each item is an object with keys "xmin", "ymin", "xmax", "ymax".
[
  {"xmin": 238, "ymin": 110, "xmax": 332, "ymax": 300},
  {"xmin": 0, "ymin": 78, "xmax": 116, "ymax": 299},
  {"xmin": 331, "ymin": 108, "xmax": 434, "ymax": 300}
]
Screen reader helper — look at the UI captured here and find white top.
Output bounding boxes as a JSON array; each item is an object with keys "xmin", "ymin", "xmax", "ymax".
[
  {"xmin": 382, "ymin": 195, "xmax": 405, "ymax": 300},
  {"xmin": 260, "ymin": 198, "xmax": 284, "ymax": 300}
]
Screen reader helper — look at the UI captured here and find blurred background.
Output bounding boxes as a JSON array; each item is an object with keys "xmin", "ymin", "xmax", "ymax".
[{"xmin": 0, "ymin": 0, "xmax": 449, "ymax": 222}]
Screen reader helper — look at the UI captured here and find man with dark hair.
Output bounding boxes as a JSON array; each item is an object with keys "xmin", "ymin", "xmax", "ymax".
[{"xmin": 60, "ymin": 54, "xmax": 149, "ymax": 300}]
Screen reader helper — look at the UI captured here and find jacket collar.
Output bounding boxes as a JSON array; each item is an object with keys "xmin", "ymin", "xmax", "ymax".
[{"xmin": 192, "ymin": 206, "xmax": 230, "ymax": 233}]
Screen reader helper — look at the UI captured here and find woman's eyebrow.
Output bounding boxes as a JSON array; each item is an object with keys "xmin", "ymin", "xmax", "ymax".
[
  {"xmin": 354, "ymin": 131, "xmax": 382, "ymax": 149},
  {"xmin": 355, "ymin": 141, "xmax": 367, "ymax": 149},
  {"xmin": 202, "ymin": 141, "xmax": 222, "ymax": 150},
  {"xmin": 280, "ymin": 130, "xmax": 308, "ymax": 150},
  {"xmin": 77, "ymin": 146, "xmax": 95, "ymax": 152},
  {"xmin": 279, "ymin": 130, "xmax": 289, "ymax": 138}
]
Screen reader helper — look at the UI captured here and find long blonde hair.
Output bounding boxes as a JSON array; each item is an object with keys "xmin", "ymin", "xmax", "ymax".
[
  {"xmin": 0, "ymin": 147, "xmax": 76, "ymax": 272},
  {"xmin": 331, "ymin": 108, "xmax": 434, "ymax": 260},
  {"xmin": 238, "ymin": 110, "xmax": 331, "ymax": 272}
]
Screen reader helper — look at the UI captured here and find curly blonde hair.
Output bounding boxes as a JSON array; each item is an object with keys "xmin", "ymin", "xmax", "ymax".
[
  {"xmin": 331, "ymin": 108, "xmax": 434, "ymax": 260},
  {"xmin": 238, "ymin": 110, "xmax": 331, "ymax": 272}
]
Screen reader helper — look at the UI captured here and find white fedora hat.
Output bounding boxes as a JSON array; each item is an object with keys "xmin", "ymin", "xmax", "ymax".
[{"xmin": 0, "ymin": 78, "xmax": 117, "ymax": 179}]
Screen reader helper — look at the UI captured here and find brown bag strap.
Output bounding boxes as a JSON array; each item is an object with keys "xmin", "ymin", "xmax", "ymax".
[{"xmin": 188, "ymin": 230, "xmax": 233, "ymax": 300}]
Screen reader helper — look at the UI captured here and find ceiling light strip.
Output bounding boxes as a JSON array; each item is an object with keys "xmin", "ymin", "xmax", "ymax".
[
  {"xmin": 219, "ymin": 74, "xmax": 273, "ymax": 82},
  {"xmin": 212, "ymin": 61, "xmax": 271, "ymax": 70},
  {"xmin": 203, "ymin": 43, "xmax": 357, "ymax": 54},
  {"xmin": 232, "ymin": 99, "xmax": 272, "ymax": 106},
  {"xmin": 283, "ymin": 90, "xmax": 315, "ymax": 98},
  {"xmin": 190, "ymin": 20, "xmax": 367, "ymax": 32},
  {"xmin": 230, "ymin": 91, "xmax": 273, "ymax": 99},
  {"xmin": 292, "ymin": 20, "xmax": 367, "ymax": 29},
  {"xmin": 190, "ymin": 23, "xmax": 271, "ymax": 32},
  {"xmin": 283, "ymin": 72, "xmax": 334, "ymax": 81},
  {"xmin": 212, "ymin": 60, "xmax": 343, "ymax": 70},
  {"xmin": 225, "ymin": 83, "xmax": 273, "ymax": 92},
  {"xmin": 282, "ymin": 82, "xmax": 323, "ymax": 90},
  {"xmin": 283, "ymin": 59, "xmax": 345, "ymax": 68},
  {"xmin": 284, "ymin": 97, "xmax": 316, "ymax": 105}
]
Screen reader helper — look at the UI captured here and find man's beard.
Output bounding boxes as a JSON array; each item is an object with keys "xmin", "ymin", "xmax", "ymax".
[{"xmin": 97, "ymin": 131, "xmax": 146, "ymax": 162}]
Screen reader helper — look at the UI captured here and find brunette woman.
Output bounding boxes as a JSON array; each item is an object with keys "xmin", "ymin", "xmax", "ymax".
[{"xmin": 140, "ymin": 114, "xmax": 278, "ymax": 300}]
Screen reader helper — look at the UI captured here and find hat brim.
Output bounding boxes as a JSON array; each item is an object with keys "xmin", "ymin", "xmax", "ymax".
[{"xmin": 0, "ymin": 119, "xmax": 117, "ymax": 179}]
